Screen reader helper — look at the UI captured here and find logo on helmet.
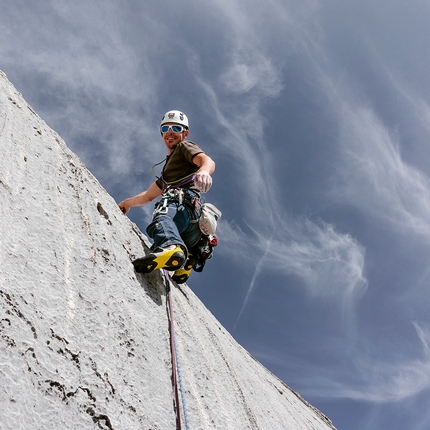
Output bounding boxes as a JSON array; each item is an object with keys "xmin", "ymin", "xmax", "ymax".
[{"xmin": 168, "ymin": 112, "xmax": 175, "ymax": 119}]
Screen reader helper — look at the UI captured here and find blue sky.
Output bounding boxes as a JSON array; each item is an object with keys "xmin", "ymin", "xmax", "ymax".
[{"xmin": 2, "ymin": 1, "xmax": 430, "ymax": 428}]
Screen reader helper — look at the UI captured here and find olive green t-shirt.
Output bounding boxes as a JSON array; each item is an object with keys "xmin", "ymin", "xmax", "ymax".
[{"xmin": 155, "ymin": 140, "xmax": 203, "ymax": 193}]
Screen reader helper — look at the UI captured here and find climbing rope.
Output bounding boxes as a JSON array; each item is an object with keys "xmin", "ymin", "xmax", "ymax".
[{"xmin": 165, "ymin": 270, "xmax": 190, "ymax": 430}]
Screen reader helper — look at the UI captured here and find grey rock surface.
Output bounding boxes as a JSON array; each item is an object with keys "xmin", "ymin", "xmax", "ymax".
[{"xmin": 0, "ymin": 70, "xmax": 335, "ymax": 430}]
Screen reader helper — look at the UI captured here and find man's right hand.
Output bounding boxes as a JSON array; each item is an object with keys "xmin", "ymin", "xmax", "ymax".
[{"xmin": 118, "ymin": 201, "xmax": 130, "ymax": 214}]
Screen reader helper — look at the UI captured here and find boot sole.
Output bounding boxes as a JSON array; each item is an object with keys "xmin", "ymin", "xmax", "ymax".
[{"xmin": 171, "ymin": 257, "xmax": 194, "ymax": 283}]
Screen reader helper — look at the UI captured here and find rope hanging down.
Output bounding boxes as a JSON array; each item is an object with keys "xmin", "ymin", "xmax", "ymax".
[{"xmin": 165, "ymin": 270, "xmax": 190, "ymax": 430}]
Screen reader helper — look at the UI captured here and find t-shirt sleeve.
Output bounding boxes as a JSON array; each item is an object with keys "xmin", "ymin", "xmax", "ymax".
[
  {"xmin": 180, "ymin": 140, "xmax": 204, "ymax": 163},
  {"xmin": 155, "ymin": 178, "xmax": 163, "ymax": 189}
]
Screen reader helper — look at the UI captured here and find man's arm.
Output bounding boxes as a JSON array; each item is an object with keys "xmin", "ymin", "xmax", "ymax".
[
  {"xmin": 193, "ymin": 153, "xmax": 216, "ymax": 174},
  {"xmin": 118, "ymin": 181, "xmax": 163, "ymax": 214},
  {"xmin": 193, "ymin": 153, "xmax": 216, "ymax": 193}
]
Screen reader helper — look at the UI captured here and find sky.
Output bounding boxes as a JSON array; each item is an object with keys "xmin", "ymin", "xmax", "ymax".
[{"xmin": 2, "ymin": 1, "xmax": 430, "ymax": 429}]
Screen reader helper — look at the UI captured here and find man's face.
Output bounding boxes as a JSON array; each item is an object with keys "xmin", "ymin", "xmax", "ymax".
[{"xmin": 161, "ymin": 122, "xmax": 189, "ymax": 153}]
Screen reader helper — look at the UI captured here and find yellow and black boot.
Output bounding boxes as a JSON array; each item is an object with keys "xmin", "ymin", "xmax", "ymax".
[
  {"xmin": 171, "ymin": 254, "xmax": 195, "ymax": 284},
  {"xmin": 132, "ymin": 245, "xmax": 186, "ymax": 273}
]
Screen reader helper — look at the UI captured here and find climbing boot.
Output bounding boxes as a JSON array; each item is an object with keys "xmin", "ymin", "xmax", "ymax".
[
  {"xmin": 171, "ymin": 254, "xmax": 195, "ymax": 284},
  {"xmin": 132, "ymin": 245, "xmax": 186, "ymax": 274}
]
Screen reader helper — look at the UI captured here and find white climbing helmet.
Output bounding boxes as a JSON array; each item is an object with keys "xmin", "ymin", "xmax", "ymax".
[{"xmin": 160, "ymin": 110, "xmax": 189, "ymax": 129}]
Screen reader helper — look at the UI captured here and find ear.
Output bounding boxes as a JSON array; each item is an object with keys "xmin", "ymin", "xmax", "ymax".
[{"xmin": 183, "ymin": 129, "xmax": 189, "ymax": 138}]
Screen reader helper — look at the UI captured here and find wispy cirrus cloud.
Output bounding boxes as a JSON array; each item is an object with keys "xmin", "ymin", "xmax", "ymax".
[
  {"xmin": 182, "ymin": 0, "xmax": 368, "ymax": 325},
  {"xmin": 334, "ymin": 103, "xmax": 430, "ymax": 242},
  {"xmin": 311, "ymin": 322, "xmax": 430, "ymax": 403},
  {"xmin": 219, "ymin": 216, "xmax": 367, "ymax": 300}
]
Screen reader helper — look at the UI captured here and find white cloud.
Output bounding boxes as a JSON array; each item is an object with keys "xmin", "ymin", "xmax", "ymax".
[
  {"xmin": 326, "ymin": 322, "xmax": 430, "ymax": 403},
  {"xmin": 334, "ymin": 104, "xmax": 430, "ymax": 242},
  {"xmin": 219, "ymin": 216, "xmax": 367, "ymax": 302},
  {"xmin": 195, "ymin": 66, "xmax": 368, "ymax": 315},
  {"xmin": 0, "ymin": 1, "xmax": 174, "ymax": 186},
  {"xmin": 183, "ymin": 0, "xmax": 368, "ymax": 324},
  {"xmin": 219, "ymin": 54, "xmax": 283, "ymax": 97}
]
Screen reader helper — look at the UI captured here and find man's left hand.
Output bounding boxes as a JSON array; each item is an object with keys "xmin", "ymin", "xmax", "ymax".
[{"xmin": 194, "ymin": 171, "xmax": 212, "ymax": 193}]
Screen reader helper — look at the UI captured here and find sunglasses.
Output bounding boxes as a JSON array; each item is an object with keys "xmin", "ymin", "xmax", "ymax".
[{"xmin": 160, "ymin": 124, "xmax": 186, "ymax": 133}]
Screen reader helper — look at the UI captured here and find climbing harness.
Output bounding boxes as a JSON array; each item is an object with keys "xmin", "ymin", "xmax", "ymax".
[
  {"xmin": 153, "ymin": 188, "xmax": 200, "ymax": 220},
  {"xmin": 165, "ymin": 270, "xmax": 190, "ymax": 430}
]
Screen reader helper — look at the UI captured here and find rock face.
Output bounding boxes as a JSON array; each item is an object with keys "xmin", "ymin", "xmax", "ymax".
[{"xmin": 0, "ymin": 71, "xmax": 336, "ymax": 430}]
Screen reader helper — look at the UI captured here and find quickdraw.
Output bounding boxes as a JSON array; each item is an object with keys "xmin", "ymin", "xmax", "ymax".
[{"xmin": 153, "ymin": 189, "xmax": 184, "ymax": 216}]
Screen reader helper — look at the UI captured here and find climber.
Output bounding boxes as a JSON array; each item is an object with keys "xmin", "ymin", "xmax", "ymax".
[{"xmin": 118, "ymin": 110, "xmax": 215, "ymax": 282}]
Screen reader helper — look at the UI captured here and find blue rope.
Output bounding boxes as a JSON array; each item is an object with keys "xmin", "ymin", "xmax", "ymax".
[{"xmin": 165, "ymin": 271, "xmax": 190, "ymax": 430}]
